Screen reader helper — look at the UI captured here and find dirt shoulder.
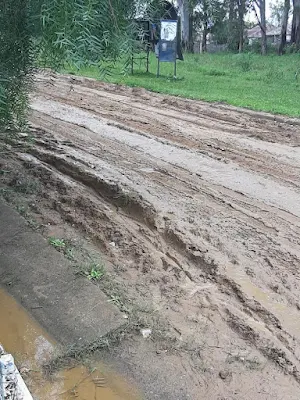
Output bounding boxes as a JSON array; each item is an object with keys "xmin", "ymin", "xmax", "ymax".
[{"xmin": 1, "ymin": 72, "xmax": 300, "ymax": 399}]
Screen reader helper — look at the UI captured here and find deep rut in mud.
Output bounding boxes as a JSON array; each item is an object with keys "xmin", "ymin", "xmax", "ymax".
[{"xmin": 2, "ymin": 72, "xmax": 300, "ymax": 399}]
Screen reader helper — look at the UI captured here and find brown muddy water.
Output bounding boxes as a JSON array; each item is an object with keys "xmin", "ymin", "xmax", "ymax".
[{"xmin": 0, "ymin": 288, "xmax": 140, "ymax": 400}]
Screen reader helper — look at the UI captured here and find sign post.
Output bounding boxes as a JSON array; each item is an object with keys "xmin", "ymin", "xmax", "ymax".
[{"xmin": 157, "ymin": 20, "xmax": 178, "ymax": 78}]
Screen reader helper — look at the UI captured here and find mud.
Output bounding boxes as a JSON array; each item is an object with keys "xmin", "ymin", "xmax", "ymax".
[
  {"xmin": 1, "ymin": 71, "xmax": 300, "ymax": 398},
  {"xmin": 0, "ymin": 288, "xmax": 139, "ymax": 400}
]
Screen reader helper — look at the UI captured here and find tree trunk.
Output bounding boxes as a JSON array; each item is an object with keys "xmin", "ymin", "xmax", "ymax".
[
  {"xmin": 260, "ymin": 0, "xmax": 267, "ymax": 54},
  {"xmin": 291, "ymin": 1, "xmax": 296, "ymax": 43},
  {"xmin": 238, "ymin": 0, "xmax": 245, "ymax": 53},
  {"xmin": 293, "ymin": 0, "xmax": 300, "ymax": 48},
  {"xmin": 202, "ymin": 20, "xmax": 208, "ymax": 52},
  {"xmin": 179, "ymin": 0, "xmax": 190, "ymax": 50},
  {"xmin": 188, "ymin": 13, "xmax": 194, "ymax": 52},
  {"xmin": 228, "ymin": 0, "xmax": 236, "ymax": 50},
  {"xmin": 278, "ymin": 0, "xmax": 290, "ymax": 54}
]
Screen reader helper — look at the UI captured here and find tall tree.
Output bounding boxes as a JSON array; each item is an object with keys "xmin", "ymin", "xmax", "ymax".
[
  {"xmin": 202, "ymin": 0, "xmax": 209, "ymax": 51},
  {"xmin": 227, "ymin": 0, "xmax": 248, "ymax": 51},
  {"xmin": 291, "ymin": 0, "xmax": 300, "ymax": 48},
  {"xmin": 178, "ymin": 0, "xmax": 192, "ymax": 50},
  {"xmin": 253, "ymin": 0, "xmax": 267, "ymax": 54},
  {"xmin": 270, "ymin": 0, "xmax": 285, "ymax": 26},
  {"xmin": 278, "ymin": 0, "xmax": 290, "ymax": 54},
  {"xmin": 237, "ymin": 0, "xmax": 246, "ymax": 52},
  {"xmin": 228, "ymin": 0, "xmax": 237, "ymax": 49}
]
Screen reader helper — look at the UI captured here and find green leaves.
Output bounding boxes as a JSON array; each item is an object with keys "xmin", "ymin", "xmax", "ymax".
[
  {"xmin": 0, "ymin": 0, "xmax": 159, "ymax": 130},
  {"xmin": 0, "ymin": 0, "xmax": 33, "ymax": 131},
  {"xmin": 38, "ymin": 0, "xmax": 138, "ymax": 70}
]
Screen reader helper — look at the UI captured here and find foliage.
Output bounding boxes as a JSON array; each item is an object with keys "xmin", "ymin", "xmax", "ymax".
[
  {"xmin": 0, "ymin": 0, "xmax": 162, "ymax": 130},
  {"xmin": 193, "ymin": 0, "xmax": 229, "ymax": 44},
  {"xmin": 76, "ymin": 262, "xmax": 105, "ymax": 281},
  {"xmin": 65, "ymin": 52, "xmax": 300, "ymax": 117},
  {"xmin": 38, "ymin": 0, "xmax": 139, "ymax": 70},
  {"xmin": 269, "ymin": 0, "xmax": 286, "ymax": 27},
  {"xmin": 0, "ymin": 0, "xmax": 34, "ymax": 131},
  {"xmin": 49, "ymin": 237, "xmax": 66, "ymax": 249}
]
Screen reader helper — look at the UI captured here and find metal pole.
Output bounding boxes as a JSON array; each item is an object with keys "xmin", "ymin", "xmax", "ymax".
[
  {"xmin": 157, "ymin": 59, "xmax": 160, "ymax": 77},
  {"xmin": 174, "ymin": 57, "xmax": 177, "ymax": 78},
  {"xmin": 131, "ymin": 55, "xmax": 134, "ymax": 75},
  {"xmin": 146, "ymin": 46, "xmax": 149, "ymax": 73}
]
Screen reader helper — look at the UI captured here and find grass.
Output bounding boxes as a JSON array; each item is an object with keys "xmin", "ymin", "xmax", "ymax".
[
  {"xmin": 76, "ymin": 261, "xmax": 105, "ymax": 281},
  {"xmin": 48, "ymin": 237, "xmax": 66, "ymax": 249},
  {"xmin": 64, "ymin": 52, "xmax": 300, "ymax": 117}
]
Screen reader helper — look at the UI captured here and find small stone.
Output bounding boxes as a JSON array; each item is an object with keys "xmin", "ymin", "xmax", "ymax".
[
  {"xmin": 20, "ymin": 366, "xmax": 30, "ymax": 375},
  {"xmin": 18, "ymin": 132, "xmax": 28, "ymax": 138},
  {"xmin": 140, "ymin": 328, "xmax": 152, "ymax": 338},
  {"xmin": 219, "ymin": 370, "xmax": 232, "ymax": 380}
]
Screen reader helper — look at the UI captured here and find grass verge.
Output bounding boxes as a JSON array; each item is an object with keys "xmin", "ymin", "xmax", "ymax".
[{"xmin": 64, "ymin": 52, "xmax": 300, "ymax": 118}]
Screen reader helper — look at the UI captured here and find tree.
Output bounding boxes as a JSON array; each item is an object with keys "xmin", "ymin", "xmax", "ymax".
[
  {"xmin": 0, "ymin": 0, "xmax": 151, "ymax": 130},
  {"xmin": 237, "ymin": 0, "xmax": 246, "ymax": 52},
  {"xmin": 178, "ymin": 0, "xmax": 193, "ymax": 50},
  {"xmin": 252, "ymin": 0, "xmax": 267, "ymax": 54},
  {"xmin": 227, "ymin": 0, "xmax": 249, "ymax": 52},
  {"xmin": 270, "ymin": 0, "xmax": 285, "ymax": 26},
  {"xmin": 278, "ymin": 0, "xmax": 290, "ymax": 54},
  {"xmin": 0, "ymin": 0, "xmax": 33, "ymax": 130},
  {"xmin": 291, "ymin": 0, "xmax": 300, "ymax": 48}
]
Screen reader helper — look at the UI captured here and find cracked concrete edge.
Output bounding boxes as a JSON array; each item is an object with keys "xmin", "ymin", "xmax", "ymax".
[{"xmin": 0, "ymin": 200, "xmax": 125, "ymax": 346}]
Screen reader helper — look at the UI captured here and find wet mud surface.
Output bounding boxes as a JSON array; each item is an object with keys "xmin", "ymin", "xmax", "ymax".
[
  {"xmin": 0, "ymin": 288, "xmax": 139, "ymax": 400},
  {"xmin": 1, "ymin": 71, "xmax": 300, "ymax": 399}
]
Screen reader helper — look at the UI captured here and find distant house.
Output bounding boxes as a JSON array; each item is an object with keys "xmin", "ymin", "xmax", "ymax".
[{"xmin": 247, "ymin": 24, "xmax": 291, "ymax": 45}]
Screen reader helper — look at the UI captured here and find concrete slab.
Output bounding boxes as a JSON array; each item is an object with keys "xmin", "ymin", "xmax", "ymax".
[{"xmin": 0, "ymin": 201, "xmax": 124, "ymax": 346}]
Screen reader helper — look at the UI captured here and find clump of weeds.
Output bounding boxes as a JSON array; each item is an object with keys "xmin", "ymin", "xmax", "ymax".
[
  {"xmin": 48, "ymin": 237, "xmax": 66, "ymax": 249},
  {"xmin": 76, "ymin": 262, "xmax": 105, "ymax": 281}
]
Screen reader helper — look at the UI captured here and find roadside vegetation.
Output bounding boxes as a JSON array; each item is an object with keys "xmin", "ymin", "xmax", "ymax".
[{"xmin": 66, "ymin": 52, "xmax": 300, "ymax": 117}]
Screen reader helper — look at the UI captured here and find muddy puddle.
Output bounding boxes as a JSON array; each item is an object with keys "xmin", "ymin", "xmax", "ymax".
[
  {"xmin": 225, "ymin": 265, "xmax": 300, "ymax": 340},
  {"xmin": 0, "ymin": 288, "xmax": 140, "ymax": 400}
]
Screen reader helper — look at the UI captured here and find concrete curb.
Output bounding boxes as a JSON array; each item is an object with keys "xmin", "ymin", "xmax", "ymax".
[
  {"xmin": 0, "ymin": 200, "xmax": 125, "ymax": 346},
  {"xmin": 0, "ymin": 347, "xmax": 33, "ymax": 400}
]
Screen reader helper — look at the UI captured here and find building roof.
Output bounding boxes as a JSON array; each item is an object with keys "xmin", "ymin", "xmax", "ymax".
[{"xmin": 247, "ymin": 24, "xmax": 291, "ymax": 38}]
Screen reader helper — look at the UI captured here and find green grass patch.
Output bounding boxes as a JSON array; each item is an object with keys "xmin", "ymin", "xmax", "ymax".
[
  {"xmin": 49, "ymin": 237, "xmax": 66, "ymax": 249},
  {"xmin": 64, "ymin": 52, "xmax": 300, "ymax": 117},
  {"xmin": 76, "ymin": 261, "xmax": 105, "ymax": 281}
]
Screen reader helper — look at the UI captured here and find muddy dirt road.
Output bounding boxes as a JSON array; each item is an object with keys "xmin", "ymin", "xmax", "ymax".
[{"xmin": 2, "ymin": 72, "xmax": 300, "ymax": 399}]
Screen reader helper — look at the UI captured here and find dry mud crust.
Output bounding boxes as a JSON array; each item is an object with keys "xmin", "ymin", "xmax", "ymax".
[{"xmin": 6, "ymin": 71, "xmax": 300, "ymax": 399}]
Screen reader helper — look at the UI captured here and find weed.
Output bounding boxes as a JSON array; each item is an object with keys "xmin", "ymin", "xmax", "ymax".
[
  {"xmin": 233, "ymin": 53, "xmax": 253, "ymax": 72},
  {"xmin": 49, "ymin": 237, "xmax": 66, "ymax": 249},
  {"xmin": 0, "ymin": 170, "xmax": 10, "ymax": 175},
  {"xmin": 203, "ymin": 68, "xmax": 227, "ymax": 77},
  {"xmin": 0, "ymin": 187, "xmax": 14, "ymax": 201},
  {"xmin": 88, "ymin": 265, "xmax": 105, "ymax": 281},
  {"xmin": 65, "ymin": 246, "xmax": 75, "ymax": 261},
  {"xmin": 76, "ymin": 262, "xmax": 105, "ymax": 281},
  {"xmin": 8, "ymin": 175, "xmax": 40, "ymax": 194},
  {"xmin": 16, "ymin": 204, "xmax": 28, "ymax": 217},
  {"xmin": 107, "ymin": 294, "xmax": 130, "ymax": 313},
  {"xmin": 27, "ymin": 217, "xmax": 40, "ymax": 230},
  {"xmin": 43, "ymin": 324, "xmax": 131, "ymax": 376}
]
